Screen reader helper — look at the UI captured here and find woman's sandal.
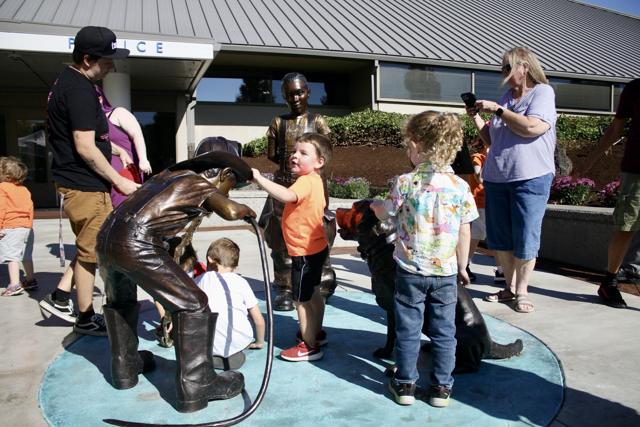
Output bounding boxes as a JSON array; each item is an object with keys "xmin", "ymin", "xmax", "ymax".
[
  {"xmin": 484, "ymin": 289, "xmax": 516, "ymax": 303},
  {"xmin": 515, "ymin": 294, "xmax": 535, "ymax": 313}
]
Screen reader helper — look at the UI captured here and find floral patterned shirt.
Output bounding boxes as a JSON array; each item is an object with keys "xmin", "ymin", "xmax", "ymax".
[{"xmin": 382, "ymin": 162, "xmax": 478, "ymax": 276}]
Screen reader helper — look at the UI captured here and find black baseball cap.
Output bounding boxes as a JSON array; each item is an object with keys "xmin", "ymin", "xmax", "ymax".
[{"xmin": 73, "ymin": 26, "xmax": 130, "ymax": 59}]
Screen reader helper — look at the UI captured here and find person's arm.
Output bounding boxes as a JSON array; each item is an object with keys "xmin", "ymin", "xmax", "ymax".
[
  {"xmin": 111, "ymin": 142, "xmax": 132, "ymax": 167},
  {"xmin": 109, "ymin": 108, "xmax": 152, "ymax": 174},
  {"xmin": 202, "ymin": 192, "xmax": 256, "ymax": 221},
  {"xmin": 475, "ymin": 100, "xmax": 550, "ymax": 138},
  {"xmin": 73, "ymin": 130, "xmax": 139, "ymax": 195},
  {"xmin": 466, "ymin": 108, "xmax": 492, "ymax": 146},
  {"xmin": 251, "ymin": 168, "xmax": 297, "ymax": 203},
  {"xmin": 573, "ymin": 117, "xmax": 626, "ymax": 177},
  {"xmin": 456, "ymin": 222, "xmax": 471, "ymax": 285},
  {"xmin": 248, "ymin": 305, "xmax": 265, "ymax": 349}
]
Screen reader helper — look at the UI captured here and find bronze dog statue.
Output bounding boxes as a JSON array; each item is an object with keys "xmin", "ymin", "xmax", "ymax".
[{"xmin": 336, "ymin": 200, "xmax": 523, "ymax": 373}]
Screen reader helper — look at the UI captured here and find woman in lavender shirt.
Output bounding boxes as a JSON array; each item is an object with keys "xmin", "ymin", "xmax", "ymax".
[{"xmin": 465, "ymin": 47, "xmax": 556, "ymax": 313}]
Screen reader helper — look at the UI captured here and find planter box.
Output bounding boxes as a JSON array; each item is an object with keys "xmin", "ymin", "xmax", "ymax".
[{"xmin": 539, "ymin": 204, "xmax": 613, "ymax": 271}]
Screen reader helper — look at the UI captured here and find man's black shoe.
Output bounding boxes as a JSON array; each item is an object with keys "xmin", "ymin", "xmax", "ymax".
[{"xmin": 597, "ymin": 285, "xmax": 627, "ymax": 309}]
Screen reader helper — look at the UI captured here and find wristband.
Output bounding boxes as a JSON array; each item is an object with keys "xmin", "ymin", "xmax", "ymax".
[{"xmin": 495, "ymin": 108, "xmax": 504, "ymax": 117}]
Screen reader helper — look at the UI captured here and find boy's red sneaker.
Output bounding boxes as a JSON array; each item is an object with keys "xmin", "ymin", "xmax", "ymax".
[
  {"xmin": 295, "ymin": 329, "xmax": 328, "ymax": 346},
  {"xmin": 280, "ymin": 341, "xmax": 324, "ymax": 362}
]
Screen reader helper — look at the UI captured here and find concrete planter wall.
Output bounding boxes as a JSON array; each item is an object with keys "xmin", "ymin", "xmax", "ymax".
[{"xmin": 539, "ymin": 204, "xmax": 613, "ymax": 271}]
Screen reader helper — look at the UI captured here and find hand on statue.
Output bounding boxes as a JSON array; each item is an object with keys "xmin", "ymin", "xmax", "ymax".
[
  {"xmin": 138, "ymin": 159, "xmax": 152, "ymax": 174},
  {"xmin": 115, "ymin": 176, "xmax": 141, "ymax": 196}
]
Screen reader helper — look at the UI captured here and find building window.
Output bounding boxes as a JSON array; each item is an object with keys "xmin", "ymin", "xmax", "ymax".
[
  {"xmin": 549, "ymin": 78, "xmax": 611, "ymax": 111},
  {"xmin": 379, "ymin": 62, "xmax": 471, "ymax": 103},
  {"xmin": 613, "ymin": 83, "xmax": 625, "ymax": 111},
  {"xmin": 474, "ymin": 71, "xmax": 505, "ymax": 102},
  {"xmin": 196, "ymin": 77, "xmax": 341, "ymax": 105}
]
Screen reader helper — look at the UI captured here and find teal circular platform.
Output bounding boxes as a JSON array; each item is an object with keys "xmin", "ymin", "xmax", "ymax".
[{"xmin": 40, "ymin": 291, "xmax": 563, "ymax": 426}]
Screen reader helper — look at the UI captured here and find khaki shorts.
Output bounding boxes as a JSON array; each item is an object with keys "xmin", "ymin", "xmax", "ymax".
[
  {"xmin": 59, "ymin": 187, "xmax": 112, "ymax": 263},
  {"xmin": 613, "ymin": 173, "xmax": 640, "ymax": 232}
]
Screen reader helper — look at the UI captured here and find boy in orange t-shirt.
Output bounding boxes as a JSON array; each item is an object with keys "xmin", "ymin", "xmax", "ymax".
[
  {"xmin": 0, "ymin": 156, "xmax": 36, "ymax": 296},
  {"xmin": 252, "ymin": 132, "xmax": 332, "ymax": 362}
]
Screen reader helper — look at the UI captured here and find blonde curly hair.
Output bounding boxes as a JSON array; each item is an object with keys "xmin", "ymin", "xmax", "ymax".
[
  {"xmin": 0, "ymin": 156, "xmax": 28, "ymax": 184},
  {"xmin": 402, "ymin": 111, "xmax": 463, "ymax": 170}
]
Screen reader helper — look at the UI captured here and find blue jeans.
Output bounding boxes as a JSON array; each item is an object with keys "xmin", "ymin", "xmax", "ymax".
[
  {"xmin": 393, "ymin": 267, "xmax": 457, "ymax": 388},
  {"xmin": 484, "ymin": 173, "xmax": 552, "ymax": 260}
]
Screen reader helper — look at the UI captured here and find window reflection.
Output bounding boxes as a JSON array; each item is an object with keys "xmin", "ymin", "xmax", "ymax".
[
  {"xmin": 16, "ymin": 119, "xmax": 47, "ymax": 182},
  {"xmin": 379, "ymin": 62, "xmax": 471, "ymax": 102},
  {"xmin": 197, "ymin": 77, "xmax": 332, "ymax": 105},
  {"xmin": 474, "ymin": 71, "xmax": 505, "ymax": 102},
  {"xmin": 549, "ymin": 78, "xmax": 611, "ymax": 111}
]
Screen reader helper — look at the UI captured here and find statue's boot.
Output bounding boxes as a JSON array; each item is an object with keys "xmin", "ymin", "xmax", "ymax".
[
  {"xmin": 173, "ymin": 311, "xmax": 244, "ymax": 413},
  {"xmin": 319, "ymin": 261, "xmax": 337, "ymax": 301},
  {"xmin": 103, "ymin": 303, "xmax": 156, "ymax": 390},
  {"xmin": 272, "ymin": 258, "xmax": 294, "ymax": 311}
]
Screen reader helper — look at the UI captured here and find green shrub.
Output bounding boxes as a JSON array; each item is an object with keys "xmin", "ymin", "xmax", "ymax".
[
  {"xmin": 328, "ymin": 176, "xmax": 370, "ymax": 199},
  {"xmin": 242, "ymin": 110, "xmax": 613, "ymax": 157},
  {"xmin": 326, "ymin": 110, "xmax": 406, "ymax": 147},
  {"xmin": 549, "ymin": 176, "xmax": 596, "ymax": 206},
  {"xmin": 556, "ymin": 114, "xmax": 613, "ymax": 151},
  {"xmin": 242, "ymin": 136, "xmax": 267, "ymax": 157}
]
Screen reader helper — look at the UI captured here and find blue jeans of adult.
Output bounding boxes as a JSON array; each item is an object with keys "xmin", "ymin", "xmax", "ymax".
[
  {"xmin": 393, "ymin": 266, "xmax": 457, "ymax": 388},
  {"xmin": 484, "ymin": 173, "xmax": 553, "ymax": 260}
]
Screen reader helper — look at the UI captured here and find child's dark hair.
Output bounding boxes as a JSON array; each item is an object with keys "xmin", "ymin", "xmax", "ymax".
[
  {"xmin": 281, "ymin": 72, "xmax": 308, "ymax": 92},
  {"xmin": 207, "ymin": 238, "xmax": 240, "ymax": 269},
  {"xmin": 402, "ymin": 111, "xmax": 463, "ymax": 169},
  {"xmin": 296, "ymin": 133, "xmax": 332, "ymax": 170},
  {"xmin": 0, "ymin": 156, "xmax": 29, "ymax": 184}
]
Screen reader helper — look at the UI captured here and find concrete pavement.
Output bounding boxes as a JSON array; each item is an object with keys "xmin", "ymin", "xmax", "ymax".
[{"xmin": 1, "ymin": 192, "xmax": 639, "ymax": 426}]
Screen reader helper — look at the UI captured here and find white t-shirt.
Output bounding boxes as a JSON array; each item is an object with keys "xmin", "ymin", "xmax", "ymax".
[{"xmin": 196, "ymin": 271, "xmax": 259, "ymax": 357}]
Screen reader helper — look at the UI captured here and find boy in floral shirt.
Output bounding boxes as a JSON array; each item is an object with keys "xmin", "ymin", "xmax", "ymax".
[{"xmin": 371, "ymin": 111, "xmax": 477, "ymax": 408}]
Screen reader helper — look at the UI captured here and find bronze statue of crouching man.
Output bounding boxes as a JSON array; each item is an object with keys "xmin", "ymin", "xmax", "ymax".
[{"xmin": 96, "ymin": 151, "xmax": 256, "ymax": 413}]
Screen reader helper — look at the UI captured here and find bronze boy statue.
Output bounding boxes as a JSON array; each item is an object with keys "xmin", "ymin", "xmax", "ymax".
[
  {"xmin": 260, "ymin": 72, "xmax": 337, "ymax": 311},
  {"xmin": 96, "ymin": 151, "xmax": 256, "ymax": 413}
]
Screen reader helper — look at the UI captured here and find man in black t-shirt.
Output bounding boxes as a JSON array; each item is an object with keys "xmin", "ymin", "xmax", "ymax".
[{"xmin": 39, "ymin": 26, "xmax": 139, "ymax": 335}]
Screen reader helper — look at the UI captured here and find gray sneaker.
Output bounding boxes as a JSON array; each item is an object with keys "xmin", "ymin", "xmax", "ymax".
[
  {"xmin": 73, "ymin": 313, "xmax": 107, "ymax": 336},
  {"xmin": 39, "ymin": 293, "xmax": 77, "ymax": 323}
]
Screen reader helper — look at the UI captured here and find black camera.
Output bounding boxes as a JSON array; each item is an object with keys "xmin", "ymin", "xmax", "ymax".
[{"xmin": 460, "ymin": 92, "xmax": 477, "ymax": 108}]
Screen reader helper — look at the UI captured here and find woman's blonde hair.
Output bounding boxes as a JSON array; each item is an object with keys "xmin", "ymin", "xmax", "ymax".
[
  {"xmin": 0, "ymin": 156, "xmax": 28, "ymax": 184},
  {"xmin": 402, "ymin": 111, "xmax": 463, "ymax": 170},
  {"xmin": 502, "ymin": 46, "xmax": 548, "ymax": 85}
]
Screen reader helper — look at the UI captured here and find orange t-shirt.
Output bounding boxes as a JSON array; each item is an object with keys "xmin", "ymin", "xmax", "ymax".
[
  {"xmin": 282, "ymin": 172, "xmax": 328, "ymax": 256},
  {"xmin": 0, "ymin": 181, "xmax": 34, "ymax": 229},
  {"xmin": 467, "ymin": 150, "xmax": 486, "ymax": 209}
]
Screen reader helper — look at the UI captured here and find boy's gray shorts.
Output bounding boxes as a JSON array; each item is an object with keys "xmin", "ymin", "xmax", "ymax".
[{"xmin": 0, "ymin": 227, "xmax": 33, "ymax": 262}]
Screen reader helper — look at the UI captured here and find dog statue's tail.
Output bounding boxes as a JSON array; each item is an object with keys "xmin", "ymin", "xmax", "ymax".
[{"xmin": 487, "ymin": 339, "xmax": 524, "ymax": 359}]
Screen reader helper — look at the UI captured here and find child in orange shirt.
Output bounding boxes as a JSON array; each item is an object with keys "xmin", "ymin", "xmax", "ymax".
[
  {"xmin": 252, "ymin": 132, "xmax": 332, "ymax": 362},
  {"xmin": 0, "ymin": 156, "xmax": 36, "ymax": 296},
  {"xmin": 466, "ymin": 138, "xmax": 504, "ymax": 283}
]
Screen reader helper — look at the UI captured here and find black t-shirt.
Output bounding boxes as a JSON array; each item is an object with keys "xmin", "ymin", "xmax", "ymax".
[
  {"xmin": 47, "ymin": 67, "xmax": 111, "ymax": 192},
  {"xmin": 618, "ymin": 79, "xmax": 640, "ymax": 174}
]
